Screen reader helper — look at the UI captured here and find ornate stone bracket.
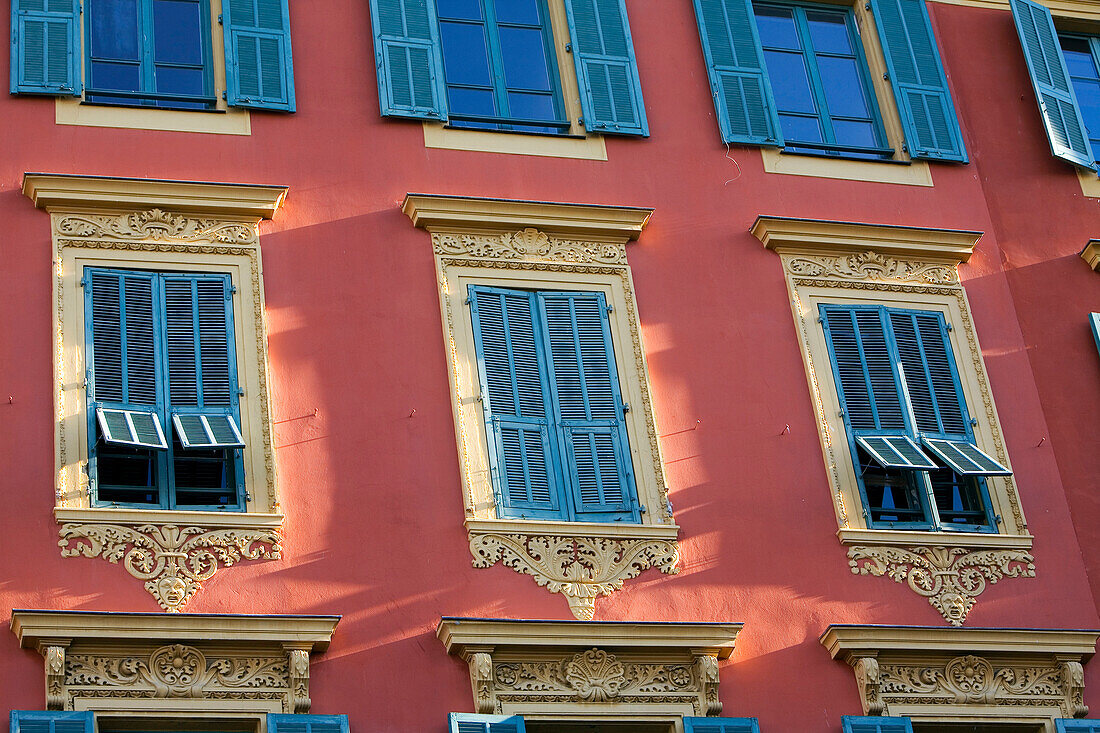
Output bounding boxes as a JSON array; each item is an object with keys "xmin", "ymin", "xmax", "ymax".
[
  {"xmin": 468, "ymin": 530, "xmax": 680, "ymax": 620},
  {"xmin": 847, "ymin": 545, "xmax": 1035, "ymax": 625},
  {"xmin": 58, "ymin": 522, "xmax": 281, "ymax": 612}
]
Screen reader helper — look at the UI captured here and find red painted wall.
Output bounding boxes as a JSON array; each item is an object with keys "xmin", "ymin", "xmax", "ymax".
[{"xmin": 1, "ymin": 1, "xmax": 1099, "ymax": 730}]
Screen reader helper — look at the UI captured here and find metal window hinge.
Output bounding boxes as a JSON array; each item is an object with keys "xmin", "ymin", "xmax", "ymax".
[
  {"xmin": 464, "ymin": 296, "xmax": 472, "ymax": 305},
  {"xmin": 639, "ymin": 504, "xmax": 647, "ymax": 514},
  {"xmin": 995, "ymin": 514, "xmax": 1003, "ymax": 525},
  {"xmin": 946, "ymin": 323, "xmax": 953, "ymax": 331},
  {"xmin": 565, "ymin": 43, "xmax": 573, "ymax": 52},
  {"xmin": 222, "ymin": 91, "xmax": 227, "ymax": 100},
  {"xmin": 230, "ymin": 285, "xmax": 238, "ymax": 294},
  {"xmin": 244, "ymin": 491, "xmax": 253, "ymax": 502},
  {"xmin": 218, "ymin": 13, "xmax": 223, "ymax": 24},
  {"xmin": 605, "ymin": 304, "xmax": 614, "ymax": 313},
  {"xmin": 970, "ymin": 417, "xmax": 978, "ymax": 426},
  {"xmin": 817, "ymin": 316, "xmax": 824, "ymax": 324},
  {"xmin": 621, "ymin": 402, "xmax": 630, "ymax": 413},
  {"xmin": 477, "ymin": 393, "xmax": 484, "ymax": 402},
  {"xmin": 79, "ymin": 277, "xmax": 87, "ymax": 288},
  {"xmin": 237, "ymin": 388, "xmax": 245, "ymax": 396}
]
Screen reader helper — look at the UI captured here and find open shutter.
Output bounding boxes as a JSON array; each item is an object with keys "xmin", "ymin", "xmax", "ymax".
[
  {"xmin": 1056, "ymin": 721, "xmax": 1100, "ymax": 733},
  {"xmin": 10, "ymin": 712, "xmax": 94, "ymax": 733},
  {"xmin": 1090, "ymin": 312, "xmax": 1100, "ymax": 358},
  {"xmin": 683, "ymin": 717, "xmax": 760, "ymax": 733},
  {"xmin": 540, "ymin": 292, "xmax": 638, "ymax": 522},
  {"xmin": 449, "ymin": 713, "xmax": 527, "ymax": 733},
  {"xmin": 10, "ymin": 0, "xmax": 80, "ymax": 95},
  {"xmin": 1010, "ymin": 0, "xmax": 1096, "ymax": 169},
  {"xmin": 268, "ymin": 715, "xmax": 349, "ymax": 733},
  {"xmin": 370, "ymin": 0, "xmax": 447, "ymax": 120},
  {"xmin": 843, "ymin": 717, "xmax": 914, "ymax": 733},
  {"xmin": 868, "ymin": 0, "xmax": 967, "ymax": 162},
  {"xmin": 223, "ymin": 0, "xmax": 296, "ymax": 111},
  {"xmin": 469, "ymin": 286, "xmax": 563, "ymax": 519},
  {"xmin": 820, "ymin": 306, "xmax": 907, "ymax": 434},
  {"xmin": 691, "ymin": 0, "xmax": 781, "ymax": 145},
  {"xmin": 563, "ymin": 0, "xmax": 649, "ymax": 136}
]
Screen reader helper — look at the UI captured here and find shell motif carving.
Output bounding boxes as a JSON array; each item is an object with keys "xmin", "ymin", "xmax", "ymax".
[
  {"xmin": 784, "ymin": 250, "xmax": 959, "ymax": 284},
  {"xmin": 564, "ymin": 649, "xmax": 627, "ymax": 702},
  {"xmin": 56, "ymin": 209, "xmax": 257, "ymax": 244},
  {"xmin": 432, "ymin": 228, "xmax": 627, "ymax": 265}
]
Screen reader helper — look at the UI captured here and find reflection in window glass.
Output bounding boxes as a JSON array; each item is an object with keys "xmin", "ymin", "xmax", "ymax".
[{"xmin": 1060, "ymin": 34, "xmax": 1100, "ymax": 163}]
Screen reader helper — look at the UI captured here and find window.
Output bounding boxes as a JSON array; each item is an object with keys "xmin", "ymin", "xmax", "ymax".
[
  {"xmin": 448, "ymin": 716, "xmax": 760, "ymax": 732},
  {"xmin": 753, "ymin": 2, "xmax": 889, "ymax": 158},
  {"xmin": 371, "ymin": 0, "xmax": 648, "ymax": 137},
  {"xmin": 820, "ymin": 304, "xmax": 1008, "ymax": 532},
  {"xmin": 692, "ymin": 0, "xmax": 967, "ymax": 162},
  {"xmin": 1060, "ymin": 34, "xmax": 1100, "ymax": 164},
  {"xmin": 844, "ymin": 719, "xmax": 913, "ymax": 733},
  {"xmin": 85, "ymin": 268, "xmax": 245, "ymax": 511}
]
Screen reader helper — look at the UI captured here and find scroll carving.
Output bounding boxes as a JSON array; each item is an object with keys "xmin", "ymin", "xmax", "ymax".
[
  {"xmin": 470, "ymin": 652, "xmax": 495, "ymax": 714},
  {"xmin": 432, "ymin": 228, "xmax": 627, "ymax": 265},
  {"xmin": 56, "ymin": 209, "xmax": 257, "ymax": 245},
  {"xmin": 853, "ymin": 656, "xmax": 882, "ymax": 715},
  {"xmin": 287, "ymin": 648, "xmax": 311, "ymax": 713},
  {"xmin": 696, "ymin": 653, "xmax": 721, "ymax": 715},
  {"xmin": 784, "ymin": 250, "xmax": 959, "ymax": 284},
  {"xmin": 44, "ymin": 645, "xmax": 67, "ymax": 710},
  {"xmin": 1061, "ymin": 660, "xmax": 1088, "ymax": 717}
]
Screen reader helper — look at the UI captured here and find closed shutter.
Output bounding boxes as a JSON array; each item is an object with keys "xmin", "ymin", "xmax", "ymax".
[
  {"xmin": 691, "ymin": 0, "xmax": 781, "ymax": 145},
  {"xmin": 10, "ymin": 711, "xmax": 95, "ymax": 733},
  {"xmin": 887, "ymin": 310, "xmax": 968, "ymax": 437},
  {"xmin": 842, "ymin": 717, "xmax": 915, "ymax": 733},
  {"xmin": 683, "ymin": 717, "xmax": 761, "ymax": 733},
  {"xmin": 1009, "ymin": 0, "xmax": 1096, "ymax": 170},
  {"xmin": 868, "ymin": 0, "xmax": 968, "ymax": 161},
  {"xmin": 267, "ymin": 715, "xmax": 350, "ymax": 733},
  {"xmin": 9, "ymin": 0, "xmax": 80, "ymax": 95},
  {"xmin": 1056, "ymin": 720, "xmax": 1100, "ymax": 733},
  {"xmin": 469, "ymin": 286, "xmax": 562, "ymax": 519},
  {"xmin": 370, "ymin": 0, "xmax": 447, "ymax": 119},
  {"xmin": 448, "ymin": 713, "xmax": 527, "ymax": 733},
  {"xmin": 223, "ymin": 0, "xmax": 296, "ymax": 111},
  {"xmin": 563, "ymin": 0, "xmax": 649, "ymax": 136},
  {"xmin": 539, "ymin": 291, "xmax": 637, "ymax": 521},
  {"xmin": 820, "ymin": 306, "xmax": 907, "ymax": 433}
]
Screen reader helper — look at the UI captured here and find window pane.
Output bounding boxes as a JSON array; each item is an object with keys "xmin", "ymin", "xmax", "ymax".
[
  {"xmin": 779, "ymin": 113, "xmax": 823, "ymax": 142},
  {"xmin": 448, "ymin": 86, "xmax": 497, "ymax": 116},
  {"xmin": 833, "ymin": 119, "xmax": 878, "ymax": 148},
  {"xmin": 806, "ymin": 10, "xmax": 853, "ymax": 54},
  {"xmin": 440, "ymin": 22, "xmax": 492, "ymax": 85},
  {"xmin": 88, "ymin": 0, "xmax": 140, "ymax": 60},
  {"xmin": 437, "ymin": 0, "xmax": 483, "ymax": 20},
  {"xmin": 1060, "ymin": 37, "xmax": 1098, "ymax": 78},
  {"xmin": 1069, "ymin": 77, "xmax": 1100, "ymax": 158},
  {"xmin": 96, "ymin": 448, "xmax": 159, "ymax": 505},
  {"xmin": 817, "ymin": 56, "xmax": 870, "ymax": 118},
  {"xmin": 859, "ymin": 454, "xmax": 927, "ymax": 524},
  {"xmin": 753, "ymin": 5, "xmax": 800, "ymax": 50},
  {"xmin": 153, "ymin": 0, "xmax": 204, "ymax": 65},
  {"xmin": 508, "ymin": 91, "xmax": 556, "ymax": 121},
  {"xmin": 764, "ymin": 50, "xmax": 817, "ymax": 113},
  {"xmin": 90, "ymin": 60, "xmax": 141, "ymax": 92},
  {"xmin": 930, "ymin": 470, "xmax": 989, "ymax": 527},
  {"xmin": 499, "ymin": 27, "xmax": 552, "ymax": 90},
  {"xmin": 495, "ymin": 0, "xmax": 540, "ymax": 24}
]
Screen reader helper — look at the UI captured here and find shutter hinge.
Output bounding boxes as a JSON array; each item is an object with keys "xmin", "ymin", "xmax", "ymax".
[
  {"xmin": 865, "ymin": 2, "xmax": 871, "ymax": 8},
  {"xmin": 970, "ymin": 417, "xmax": 978, "ymax": 426},
  {"xmin": 230, "ymin": 285, "xmax": 238, "ymax": 294},
  {"xmin": 622, "ymin": 402, "xmax": 630, "ymax": 413},
  {"xmin": 244, "ymin": 491, "xmax": 253, "ymax": 502},
  {"xmin": 639, "ymin": 504, "xmax": 647, "ymax": 514},
  {"xmin": 565, "ymin": 43, "xmax": 573, "ymax": 53},
  {"xmin": 665, "ymin": 498, "xmax": 674, "ymax": 516},
  {"xmin": 883, "ymin": 72, "xmax": 889, "ymax": 81},
  {"xmin": 605, "ymin": 304, "xmax": 614, "ymax": 314},
  {"xmin": 222, "ymin": 91, "xmax": 227, "ymax": 100},
  {"xmin": 995, "ymin": 514, "xmax": 1003, "ymax": 525},
  {"xmin": 218, "ymin": 12, "xmax": 223, "ymax": 24},
  {"xmin": 238, "ymin": 388, "xmax": 245, "ymax": 396},
  {"xmin": 816, "ymin": 316, "xmax": 824, "ymax": 324},
  {"xmin": 578, "ymin": 117, "xmax": 584, "ymax": 126},
  {"xmin": 946, "ymin": 323, "xmax": 953, "ymax": 331},
  {"xmin": 79, "ymin": 277, "xmax": 87, "ymax": 288},
  {"xmin": 477, "ymin": 393, "xmax": 484, "ymax": 402},
  {"xmin": 839, "ymin": 410, "xmax": 846, "ymax": 418},
  {"xmin": 464, "ymin": 296, "xmax": 472, "ymax": 305}
]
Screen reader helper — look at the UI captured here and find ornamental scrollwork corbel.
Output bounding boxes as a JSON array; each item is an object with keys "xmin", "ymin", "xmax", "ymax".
[{"xmin": 852, "ymin": 656, "xmax": 883, "ymax": 715}]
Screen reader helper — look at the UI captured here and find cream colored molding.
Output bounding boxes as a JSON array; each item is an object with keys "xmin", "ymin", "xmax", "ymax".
[
  {"xmin": 821, "ymin": 625, "xmax": 1099, "ymax": 722},
  {"xmin": 758, "ymin": 216, "xmax": 1033, "ymax": 625},
  {"xmin": 760, "ymin": 150, "xmax": 934, "ymax": 186},
  {"xmin": 12, "ymin": 610, "xmax": 338, "ymax": 713},
  {"xmin": 411, "ymin": 196, "xmax": 676, "ymax": 619},
  {"xmin": 929, "ymin": 0, "xmax": 1100, "ymax": 23},
  {"xmin": 423, "ymin": 125, "xmax": 608, "ymax": 160},
  {"xmin": 437, "ymin": 618, "xmax": 740, "ymax": 716},
  {"xmin": 1077, "ymin": 169, "xmax": 1100, "ymax": 198},
  {"xmin": 1082, "ymin": 240, "xmax": 1100, "ymax": 271},
  {"xmin": 55, "ymin": 507, "xmax": 285, "ymax": 528}
]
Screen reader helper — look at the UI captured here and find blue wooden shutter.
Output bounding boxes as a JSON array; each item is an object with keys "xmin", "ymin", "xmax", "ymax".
[
  {"xmin": 868, "ymin": 0, "xmax": 967, "ymax": 162},
  {"xmin": 842, "ymin": 717, "xmax": 914, "ymax": 733},
  {"xmin": 87, "ymin": 269, "xmax": 161, "ymax": 410},
  {"xmin": 370, "ymin": 0, "xmax": 447, "ymax": 120},
  {"xmin": 469, "ymin": 286, "xmax": 563, "ymax": 519},
  {"xmin": 267, "ymin": 714, "xmax": 349, "ymax": 733},
  {"xmin": 539, "ymin": 291, "xmax": 638, "ymax": 522},
  {"xmin": 563, "ymin": 0, "xmax": 649, "ymax": 136},
  {"xmin": 223, "ymin": 0, "xmax": 296, "ymax": 111},
  {"xmin": 1057, "ymin": 720, "xmax": 1100, "ymax": 733},
  {"xmin": 1090, "ymin": 312, "xmax": 1100, "ymax": 358},
  {"xmin": 1009, "ymin": 0, "xmax": 1096, "ymax": 170},
  {"xmin": 820, "ymin": 306, "xmax": 907, "ymax": 433},
  {"xmin": 691, "ymin": 0, "xmax": 781, "ymax": 145},
  {"xmin": 11, "ymin": 712, "xmax": 94, "ymax": 733},
  {"xmin": 448, "ymin": 713, "xmax": 527, "ymax": 733},
  {"xmin": 887, "ymin": 310, "xmax": 968, "ymax": 437},
  {"xmin": 10, "ymin": 0, "xmax": 80, "ymax": 95},
  {"xmin": 683, "ymin": 717, "xmax": 760, "ymax": 733}
]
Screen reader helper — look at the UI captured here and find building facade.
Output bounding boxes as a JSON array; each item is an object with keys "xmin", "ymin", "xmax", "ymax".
[{"xmin": 2, "ymin": 0, "xmax": 1100, "ymax": 731}]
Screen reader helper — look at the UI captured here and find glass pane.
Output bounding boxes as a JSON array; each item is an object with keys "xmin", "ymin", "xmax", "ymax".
[
  {"xmin": 440, "ymin": 22, "xmax": 492, "ymax": 85},
  {"xmin": 500, "ymin": 27, "xmax": 552, "ymax": 90},
  {"xmin": 779, "ymin": 113, "xmax": 822, "ymax": 142},
  {"xmin": 153, "ymin": 0, "xmax": 204, "ymax": 65},
  {"xmin": 753, "ymin": 5, "xmax": 800, "ymax": 50},
  {"xmin": 763, "ymin": 50, "xmax": 816, "ymax": 113},
  {"xmin": 859, "ymin": 455, "xmax": 927, "ymax": 524},
  {"xmin": 495, "ymin": 0, "xmax": 540, "ymax": 24},
  {"xmin": 155, "ymin": 66, "xmax": 207, "ymax": 107},
  {"xmin": 817, "ymin": 56, "xmax": 870, "ymax": 118},
  {"xmin": 96, "ymin": 447, "xmax": 159, "ymax": 505},
  {"xmin": 806, "ymin": 10, "xmax": 853, "ymax": 54},
  {"xmin": 88, "ymin": 0, "xmax": 140, "ymax": 60},
  {"xmin": 90, "ymin": 60, "xmax": 141, "ymax": 92},
  {"xmin": 1060, "ymin": 37, "xmax": 1098, "ymax": 78},
  {"xmin": 508, "ymin": 91, "xmax": 556, "ymax": 121},
  {"xmin": 1070, "ymin": 78, "xmax": 1100, "ymax": 139},
  {"xmin": 930, "ymin": 470, "xmax": 989, "ymax": 527},
  {"xmin": 833, "ymin": 119, "xmax": 878, "ymax": 148},
  {"xmin": 447, "ymin": 86, "xmax": 497, "ymax": 116},
  {"xmin": 437, "ymin": 0, "xmax": 483, "ymax": 20}
]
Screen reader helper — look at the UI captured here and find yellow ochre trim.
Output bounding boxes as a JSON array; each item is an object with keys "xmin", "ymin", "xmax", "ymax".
[
  {"xmin": 1078, "ymin": 169, "xmax": 1100, "ymax": 199},
  {"xmin": 1082, "ymin": 239, "xmax": 1100, "ymax": 270},
  {"xmin": 838, "ymin": 527, "xmax": 1033, "ymax": 550},
  {"xmin": 55, "ymin": 507, "xmax": 285, "ymax": 529},
  {"xmin": 752, "ymin": 215, "xmax": 983, "ymax": 261},
  {"xmin": 423, "ymin": 124, "xmax": 607, "ymax": 160},
  {"xmin": 466, "ymin": 518, "xmax": 679, "ymax": 540},
  {"xmin": 760, "ymin": 149, "xmax": 934, "ymax": 186},
  {"xmin": 820, "ymin": 625, "xmax": 1100, "ymax": 658}
]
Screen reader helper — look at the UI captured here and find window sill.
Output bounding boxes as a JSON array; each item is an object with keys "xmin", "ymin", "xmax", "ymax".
[
  {"xmin": 55, "ymin": 506, "xmax": 284, "ymax": 529},
  {"xmin": 423, "ymin": 122, "xmax": 607, "ymax": 160},
  {"xmin": 1077, "ymin": 167, "xmax": 1100, "ymax": 197},
  {"xmin": 760, "ymin": 147, "xmax": 933, "ymax": 186},
  {"xmin": 56, "ymin": 97, "xmax": 251, "ymax": 135},
  {"xmin": 838, "ymin": 527, "xmax": 1032, "ymax": 550},
  {"xmin": 466, "ymin": 517, "xmax": 678, "ymax": 539}
]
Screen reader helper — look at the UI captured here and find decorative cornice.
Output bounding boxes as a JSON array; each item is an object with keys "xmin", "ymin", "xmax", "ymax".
[
  {"xmin": 433, "ymin": 228, "xmax": 628, "ymax": 265},
  {"xmin": 24, "ymin": 173, "xmax": 288, "ymax": 219},
  {"xmin": 821, "ymin": 626, "xmax": 1100, "ymax": 659},
  {"xmin": 1082, "ymin": 240, "xmax": 1100, "ymax": 271},
  {"xmin": 847, "ymin": 545, "xmax": 1035, "ymax": 626},
  {"xmin": 403, "ymin": 194, "xmax": 652, "ymax": 241},
  {"xmin": 752, "ymin": 216, "xmax": 982, "ymax": 263}
]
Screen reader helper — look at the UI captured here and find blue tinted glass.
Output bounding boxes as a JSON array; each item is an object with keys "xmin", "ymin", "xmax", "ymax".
[
  {"xmin": 440, "ymin": 21, "xmax": 492, "ymax": 85},
  {"xmin": 448, "ymin": 86, "xmax": 497, "ymax": 116},
  {"xmin": 90, "ymin": 60, "xmax": 140, "ymax": 91},
  {"xmin": 753, "ymin": 6, "xmax": 800, "ymax": 50},
  {"xmin": 89, "ymin": 0, "xmax": 140, "ymax": 60},
  {"xmin": 437, "ymin": 0, "xmax": 483, "ymax": 20},
  {"xmin": 833, "ymin": 119, "xmax": 877, "ymax": 147},
  {"xmin": 1060, "ymin": 37, "xmax": 1098, "ymax": 78},
  {"xmin": 763, "ymin": 50, "xmax": 816, "ymax": 113},
  {"xmin": 153, "ymin": 0, "xmax": 204, "ymax": 64},
  {"xmin": 779, "ymin": 113, "xmax": 823, "ymax": 142},
  {"xmin": 156, "ymin": 65, "xmax": 204, "ymax": 94},
  {"xmin": 1070, "ymin": 77, "xmax": 1100, "ymax": 158},
  {"xmin": 500, "ymin": 27, "xmax": 552, "ymax": 90},
  {"xmin": 818, "ymin": 56, "xmax": 870, "ymax": 118},
  {"xmin": 508, "ymin": 91, "xmax": 556, "ymax": 121},
  {"xmin": 495, "ymin": 0, "xmax": 540, "ymax": 24},
  {"xmin": 806, "ymin": 10, "xmax": 853, "ymax": 54}
]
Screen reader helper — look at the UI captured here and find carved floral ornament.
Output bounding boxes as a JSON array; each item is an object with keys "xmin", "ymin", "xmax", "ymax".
[
  {"xmin": 432, "ymin": 227, "xmax": 628, "ymax": 266},
  {"xmin": 55, "ymin": 209, "xmax": 258, "ymax": 245}
]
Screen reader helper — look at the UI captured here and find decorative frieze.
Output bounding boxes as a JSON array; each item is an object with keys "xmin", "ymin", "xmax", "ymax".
[
  {"xmin": 784, "ymin": 250, "xmax": 959, "ymax": 285},
  {"xmin": 432, "ymin": 227, "xmax": 628, "ymax": 265},
  {"xmin": 55, "ymin": 209, "xmax": 257, "ymax": 245}
]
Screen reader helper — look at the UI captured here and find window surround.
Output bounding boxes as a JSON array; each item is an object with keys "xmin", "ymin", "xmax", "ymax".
[
  {"xmin": 437, "ymin": 618, "xmax": 741, "ymax": 722},
  {"xmin": 820, "ymin": 625, "xmax": 1100, "ymax": 729},
  {"xmin": 405, "ymin": 194, "xmax": 679, "ymax": 621},
  {"xmin": 1082, "ymin": 240, "xmax": 1100, "ymax": 270},
  {"xmin": 10, "ymin": 609, "xmax": 338, "ymax": 716},
  {"xmin": 54, "ymin": 0, "xmax": 251, "ymax": 135},
  {"xmin": 24, "ymin": 173, "xmax": 287, "ymax": 613},
  {"xmin": 754, "ymin": 216, "xmax": 1034, "ymax": 626}
]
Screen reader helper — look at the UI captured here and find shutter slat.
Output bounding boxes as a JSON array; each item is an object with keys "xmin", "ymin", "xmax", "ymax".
[
  {"xmin": 888, "ymin": 310, "xmax": 968, "ymax": 436},
  {"xmin": 842, "ymin": 716, "xmax": 915, "ymax": 733},
  {"xmin": 683, "ymin": 717, "xmax": 761, "ymax": 733},
  {"xmin": 224, "ymin": 0, "xmax": 295, "ymax": 111},
  {"xmin": 11, "ymin": 712, "xmax": 95, "ymax": 733},
  {"xmin": 1056, "ymin": 720, "xmax": 1100, "ymax": 732},
  {"xmin": 371, "ymin": 0, "xmax": 447, "ymax": 119},
  {"xmin": 10, "ymin": 0, "xmax": 80, "ymax": 95},
  {"xmin": 88, "ymin": 270, "xmax": 158, "ymax": 408},
  {"xmin": 822, "ymin": 307, "xmax": 906, "ymax": 432},
  {"xmin": 268, "ymin": 714, "xmax": 349, "ymax": 733}
]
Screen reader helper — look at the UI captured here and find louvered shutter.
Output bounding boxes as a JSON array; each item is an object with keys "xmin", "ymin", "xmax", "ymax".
[
  {"xmin": 10, "ymin": 712, "xmax": 95, "ymax": 733},
  {"xmin": 9, "ymin": 0, "xmax": 80, "ymax": 95},
  {"xmin": 370, "ymin": 0, "xmax": 447, "ymax": 120},
  {"xmin": 820, "ymin": 306, "xmax": 907, "ymax": 434},
  {"xmin": 887, "ymin": 310, "xmax": 968, "ymax": 437},
  {"xmin": 267, "ymin": 714, "xmax": 349, "ymax": 733},
  {"xmin": 1009, "ymin": 0, "xmax": 1096, "ymax": 170},
  {"xmin": 1056, "ymin": 720, "xmax": 1100, "ymax": 733},
  {"xmin": 1090, "ymin": 313, "xmax": 1100, "ymax": 358},
  {"xmin": 563, "ymin": 0, "xmax": 649, "ymax": 136},
  {"xmin": 842, "ymin": 716, "xmax": 914, "ymax": 733},
  {"xmin": 691, "ymin": 0, "xmax": 781, "ymax": 145},
  {"xmin": 223, "ymin": 0, "xmax": 296, "ymax": 111},
  {"xmin": 868, "ymin": 0, "xmax": 967, "ymax": 162},
  {"xmin": 539, "ymin": 292, "xmax": 638, "ymax": 521},
  {"xmin": 469, "ymin": 286, "xmax": 563, "ymax": 519},
  {"xmin": 683, "ymin": 717, "xmax": 761, "ymax": 733},
  {"xmin": 448, "ymin": 713, "xmax": 527, "ymax": 733}
]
